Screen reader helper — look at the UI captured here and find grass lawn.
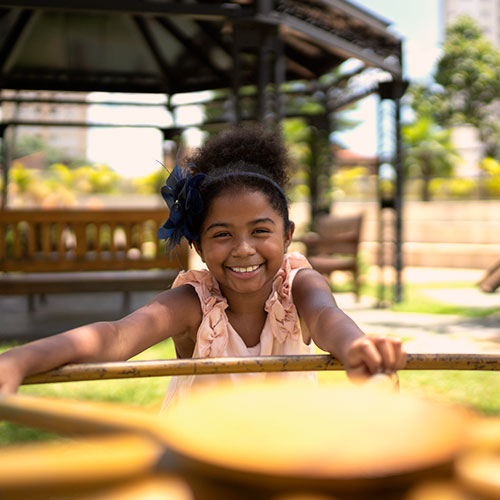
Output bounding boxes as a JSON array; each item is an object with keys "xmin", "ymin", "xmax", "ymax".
[
  {"xmin": 0, "ymin": 339, "xmax": 176, "ymax": 446},
  {"xmin": 355, "ymin": 280, "xmax": 500, "ymax": 318}
]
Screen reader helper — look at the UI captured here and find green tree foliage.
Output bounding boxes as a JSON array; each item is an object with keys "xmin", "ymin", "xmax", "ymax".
[
  {"xmin": 132, "ymin": 168, "xmax": 166, "ymax": 195},
  {"xmin": 436, "ymin": 17, "xmax": 500, "ymax": 123},
  {"xmin": 480, "ymin": 157, "xmax": 500, "ymax": 197},
  {"xmin": 402, "ymin": 117, "xmax": 458, "ymax": 201},
  {"xmin": 10, "ymin": 163, "xmax": 37, "ymax": 193},
  {"xmin": 415, "ymin": 16, "xmax": 500, "ymax": 158},
  {"xmin": 13, "ymin": 135, "xmax": 88, "ymax": 168},
  {"xmin": 283, "ymin": 118, "xmax": 333, "ymax": 223}
]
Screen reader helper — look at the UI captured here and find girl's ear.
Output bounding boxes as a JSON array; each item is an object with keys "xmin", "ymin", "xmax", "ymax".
[
  {"xmin": 193, "ymin": 241, "xmax": 205, "ymax": 262},
  {"xmin": 284, "ymin": 221, "xmax": 295, "ymax": 251}
]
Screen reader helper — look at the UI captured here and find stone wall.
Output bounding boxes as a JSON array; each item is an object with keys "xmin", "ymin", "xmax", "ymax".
[{"xmin": 291, "ymin": 200, "xmax": 500, "ymax": 269}]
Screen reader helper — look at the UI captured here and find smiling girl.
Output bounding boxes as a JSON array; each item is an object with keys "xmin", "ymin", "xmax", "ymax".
[{"xmin": 0, "ymin": 126, "xmax": 406, "ymax": 405}]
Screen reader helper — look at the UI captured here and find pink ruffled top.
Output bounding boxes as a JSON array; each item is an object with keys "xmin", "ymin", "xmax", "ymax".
[{"xmin": 161, "ymin": 252, "xmax": 316, "ymax": 410}]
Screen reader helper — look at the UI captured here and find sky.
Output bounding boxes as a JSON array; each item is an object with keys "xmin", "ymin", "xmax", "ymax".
[
  {"xmin": 336, "ymin": 0, "xmax": 442, "ymax": 156},
  {"xmin": 86, "ymin": 0, "xmax": 443, "ymax": 176}
]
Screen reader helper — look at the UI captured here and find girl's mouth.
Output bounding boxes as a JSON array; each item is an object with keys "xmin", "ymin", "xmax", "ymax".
[{"xmin": 227, "ymin": 264, "xmax": 261, "ymax": 274}]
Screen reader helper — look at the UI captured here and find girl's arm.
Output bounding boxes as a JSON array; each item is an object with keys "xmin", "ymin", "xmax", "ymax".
[
  {"xmin": 0, "ymin": 284, "xmax": 201, "ymax": 394},
  {"xmin": 292, "ymin": 269, "xmax": 406, "ymax": 379}
]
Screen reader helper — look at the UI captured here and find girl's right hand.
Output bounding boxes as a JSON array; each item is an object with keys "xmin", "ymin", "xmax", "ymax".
[{"xmin": 344, "ymin": 335, "xmax": 406, "ymax": 381}]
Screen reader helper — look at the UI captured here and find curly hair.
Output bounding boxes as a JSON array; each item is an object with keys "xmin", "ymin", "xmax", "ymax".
[
  {"xmin": 186, "ymin": 125, "xmax": 290, "ymax": 189},
  {"xmin": 186, "ymin": 125, "xmax": 292, "ymax": 234}
]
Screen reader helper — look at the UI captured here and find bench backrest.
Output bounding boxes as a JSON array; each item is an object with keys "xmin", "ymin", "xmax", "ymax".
[
  {"xmin": 311, "ymin": 213, "xmax": 363, "ymax": 256},
  {"xmin": 0, "ymin": 209, "xmax": 188, "ymax": 272}
]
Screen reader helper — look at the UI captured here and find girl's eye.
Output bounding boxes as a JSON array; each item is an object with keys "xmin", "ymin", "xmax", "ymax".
[
  {"xmin": 253, "ymin": 228, "xmax": 270, "ymax": 234},
  {"xmin": 213, "ymin": 231, "xmax": 230, "ymax": 238}
]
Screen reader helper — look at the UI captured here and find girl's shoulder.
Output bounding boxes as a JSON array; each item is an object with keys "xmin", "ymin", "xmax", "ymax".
[
  {"xmin": 156, "ymin": 282, "xmax": 202, "ymax": 312},
  {"xmin": 292, "ymin": 267, "xmax": 335, "ymax": 308},
  {"xmin": 292, "ymin": 267, "xmax": 325, "ymax": 290},
  {"xmin": 152, "ymin": 283, "xmax": 203, "ymax": 332}
]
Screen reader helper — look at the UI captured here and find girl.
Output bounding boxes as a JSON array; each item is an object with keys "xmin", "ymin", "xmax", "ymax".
[{"xmin": 0, "ymin": 127, "xmax": 406, "ymax": 405}]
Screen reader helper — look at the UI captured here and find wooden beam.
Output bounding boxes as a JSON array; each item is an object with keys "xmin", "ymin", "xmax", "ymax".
[
  {"xmin": 0, "ymin": 9, "xmax": 35, "ymax": 71},
  {"xmin": 0, "ymin": 1, "xmax": 249, "ymax": 19},
  {"xmin": 280, "ymin": 14, "xmax": 402, "ymax": 77},
  {"xmin": 132, "ymin": 15, "xmax": 177, "ymax": 88},
  {"xmin": 155, "ymin": 16, "xmax": 229, "ymax": 83}
]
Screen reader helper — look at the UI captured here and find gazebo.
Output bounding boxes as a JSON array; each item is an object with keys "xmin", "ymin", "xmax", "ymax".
[{"xmin": 0, "ymin": 0, "xmax": 407, "ymax": 299}]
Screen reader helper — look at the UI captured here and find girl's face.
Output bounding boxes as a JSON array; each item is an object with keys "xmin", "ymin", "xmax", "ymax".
[{"xmin": 195, "ymin": 188, "xmax": 294, "ymax": 300}]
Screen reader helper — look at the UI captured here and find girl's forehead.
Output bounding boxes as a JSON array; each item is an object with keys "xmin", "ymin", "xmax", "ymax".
[
  {"xmin": 204, "ymin": 189, "xmax": 281, "ymax": 221},
  {"xmin": 210, "ymin": 187, "xmax": 271, "ymax": 206}
]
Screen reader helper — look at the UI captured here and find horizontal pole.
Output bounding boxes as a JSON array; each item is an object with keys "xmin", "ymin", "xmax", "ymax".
[{"xmin": 22, "ymin": 353, "xmax": 500, "ymax": 386}]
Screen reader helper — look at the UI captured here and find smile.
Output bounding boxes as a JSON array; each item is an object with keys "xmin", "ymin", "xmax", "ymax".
[{"xmin": 228, "ymin": 264, "xmax": 261, "ymax": 273}]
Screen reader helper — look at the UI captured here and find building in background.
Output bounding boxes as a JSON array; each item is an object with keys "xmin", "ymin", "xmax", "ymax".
[
  {"xmin": 1, "ymin": 90, "xmax": 88, "ymax": 167},
  {"xmin": 442, "ymin": 0, "xmax": 500, "ymax": 48}
]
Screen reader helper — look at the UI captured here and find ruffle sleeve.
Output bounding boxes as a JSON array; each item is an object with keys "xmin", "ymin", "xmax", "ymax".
[
  {"xmin": 172, "ymin": 268, "xmax": 230, "ymax": 357},
  {"xmin": 264, "ymin": 252, "xmax": 312, "ymax": 345}
]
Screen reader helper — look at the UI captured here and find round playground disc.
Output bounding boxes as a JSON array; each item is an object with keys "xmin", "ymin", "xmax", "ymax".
[
  {"xmin": 455, "ymin": 416, "xmax": 500, "ymax": 500},
  {"xmin": 160, "ymin": 380, "xmax": 470, "ymax": 492}
]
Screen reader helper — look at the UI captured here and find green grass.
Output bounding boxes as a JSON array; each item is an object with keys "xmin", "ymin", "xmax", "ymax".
[
  {"xmin": 360, "ymin": 281, "xmax": 500, "ymax": 318},
  {"xmin": 0, "ymin": 339, "xmax": 176, "ymax": 446},
  {"xmin": 399, "ymin": 370, "xmax": 500, "ymax": 415},
  {"xmin": 316, "ymin": 359, "xmax": 500, "ymax": 416}
]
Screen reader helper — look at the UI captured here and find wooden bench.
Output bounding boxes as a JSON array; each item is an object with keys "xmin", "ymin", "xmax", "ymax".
[
  {"xmin": 298, "ymin": 213, "xmax": 363, "ymax": 299},
  {"xmin": 479, "ymin": 258, "xmax": 500, "ymax": 293},
  {"xmin": 0, "ymin": 208, "xmax": 188, "ymax": 311}
]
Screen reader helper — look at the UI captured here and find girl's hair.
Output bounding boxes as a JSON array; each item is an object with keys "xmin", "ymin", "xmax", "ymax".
[{"xmin": 187, "ymin": 126, "xmax": 292, "ymax": 233}]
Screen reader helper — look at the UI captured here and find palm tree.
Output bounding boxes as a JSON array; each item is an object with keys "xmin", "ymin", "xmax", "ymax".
[{"xmin": 403, "ymin": 117, "xmax": 458, "ymax": 201}]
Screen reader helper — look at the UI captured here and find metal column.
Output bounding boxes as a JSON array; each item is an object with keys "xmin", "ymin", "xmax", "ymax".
[{"xmin": 377, "ymin": 79, "xmax": 408, "ymax": 304}]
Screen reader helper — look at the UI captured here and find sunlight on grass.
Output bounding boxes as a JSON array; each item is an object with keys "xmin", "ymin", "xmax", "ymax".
[
  {"xmin": 399, "ymin": 370, "xmax": 500, "ymax": 415},
  {"xmin": 362, "ymin": 281, "xmax": 500, "ymax": 317},
  {"xmin": 0, "ymin": 339, "xmax": 176, "ymax": 446}
]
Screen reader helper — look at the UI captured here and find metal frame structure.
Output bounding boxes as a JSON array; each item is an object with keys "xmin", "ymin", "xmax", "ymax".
[{"xmin": 0, "ymin": 0, "xmax": 407, "ymax": 300}]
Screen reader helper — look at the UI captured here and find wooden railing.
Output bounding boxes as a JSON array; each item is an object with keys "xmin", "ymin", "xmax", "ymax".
[
  {"xmin": 0, "ymin": 209, "xmax": 188, "ymax": 308},
  {"xmin": 0, "ymin": 208, "xmax": 187, "ymax": 272}
]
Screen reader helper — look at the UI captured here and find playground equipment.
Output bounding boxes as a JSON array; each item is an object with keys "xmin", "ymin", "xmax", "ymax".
[{"xmin": 0, "ymin": 354, "xmax": 500, "ymax": 499}]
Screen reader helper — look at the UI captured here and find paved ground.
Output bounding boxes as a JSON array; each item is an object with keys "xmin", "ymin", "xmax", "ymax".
[
  {"xmin": 337, "ymin": 294, "xmax": 500, "ymax": 355},
  {"xmin": 1, "ymin": 267, "xmax": 500, "ymax": 356}
]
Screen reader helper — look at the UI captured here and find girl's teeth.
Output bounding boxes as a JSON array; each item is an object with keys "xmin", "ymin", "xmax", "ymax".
[{"xmin": 232, "ymin": 265, "xmax": 259, "ymax": 273}]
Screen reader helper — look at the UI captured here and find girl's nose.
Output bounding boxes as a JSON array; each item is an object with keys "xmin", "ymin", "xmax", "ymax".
[{"xmin": 232, "ymin": 237, "xmax": 256, "ymax": 257}]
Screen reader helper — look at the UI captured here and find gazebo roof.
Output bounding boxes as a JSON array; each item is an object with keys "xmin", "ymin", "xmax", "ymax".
[{"xmin": 0, "ymin": 0, "xmax": 402, "ymax": 95}]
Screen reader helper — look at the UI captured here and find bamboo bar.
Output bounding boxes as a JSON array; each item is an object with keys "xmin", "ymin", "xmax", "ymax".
[{"xmin": 22, "ymin": 353, "xmax": 500, "ymax": 386}]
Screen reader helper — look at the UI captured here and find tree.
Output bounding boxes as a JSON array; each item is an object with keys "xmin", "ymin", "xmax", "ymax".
[
  {"xmin": 14, "ymin": 135, "xmax": 89, "ymax": 168},
  {"xmin": 402, "ymin": 116, "xmax": 458, "ymax": 201},
  {"xmin": 429, "ymin": 16, "xmax": 500, "ymax": 158}
]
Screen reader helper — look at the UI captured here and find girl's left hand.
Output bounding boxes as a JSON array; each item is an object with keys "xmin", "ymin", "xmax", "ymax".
[{"xmin": 344, "ymin": 335, "xmax": 407, "ymax": 381}]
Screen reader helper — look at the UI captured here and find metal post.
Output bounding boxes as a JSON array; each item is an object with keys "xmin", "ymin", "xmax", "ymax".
[
  {"xmin": 0, "ymin": 123, "xmax": 9, "ymax": 209},
  {"xmin": 273, "ymin": 35, "xmax": 285, "ymax": 124},
  {"xmin": 231, "ymin": 32, "xmax": 242, "ymax": 124},
  {"xmin": 377, "ymin": 79, "xmax": 408, "ymax": 304},
  {"xmin": 375, "ymin": 95, "xmax": 389, "ymax": 306},
  {"xmin": 257, "ymin": 28, "xmax": 272, "ymax": 123},
  {"xmin": 393, "ymin": 95, "xmax": 404, "ymax": 303}
]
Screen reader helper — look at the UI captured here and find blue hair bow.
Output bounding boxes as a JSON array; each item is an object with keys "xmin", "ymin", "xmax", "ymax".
[{"xmin": 158, "ymin": 162, "xmax": 206, "ymax": 253}]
